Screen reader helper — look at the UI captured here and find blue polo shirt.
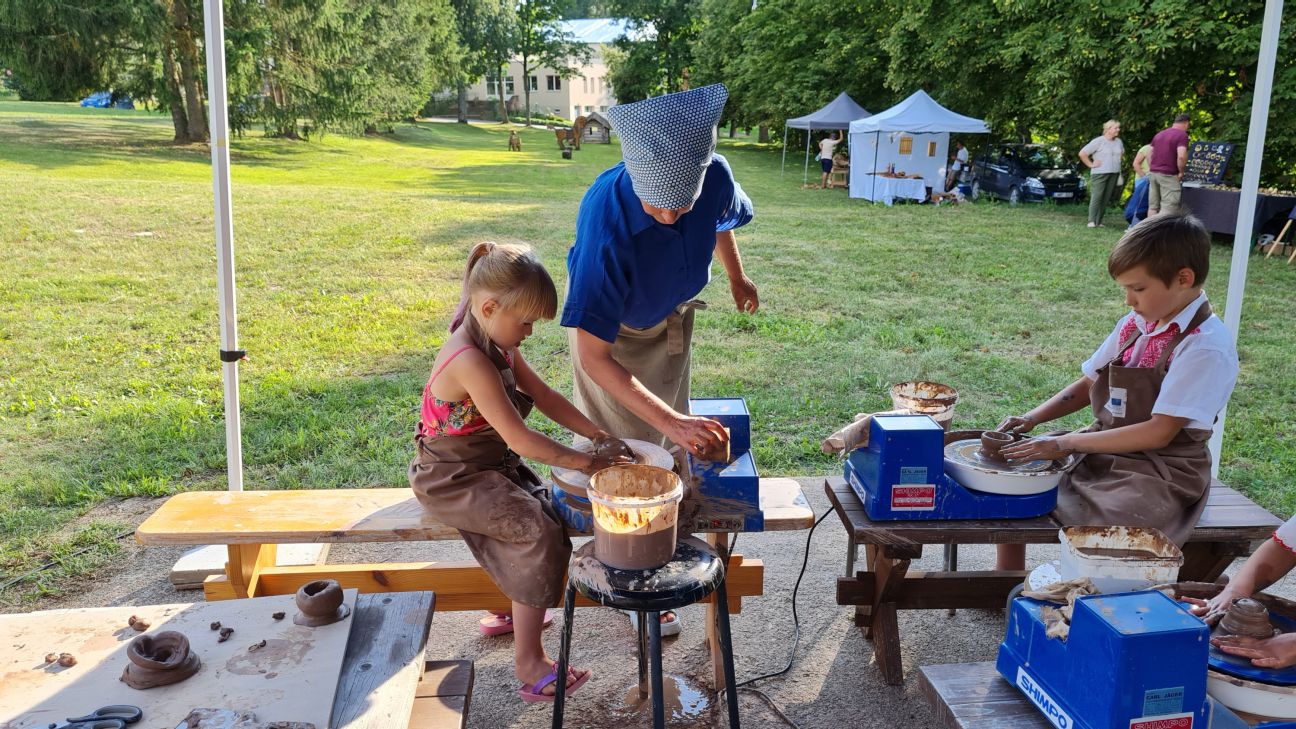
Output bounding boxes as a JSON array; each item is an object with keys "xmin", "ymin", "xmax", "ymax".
[{"xmin": 562, "ymin": 154, "xmax": 754, "ymax": 343}]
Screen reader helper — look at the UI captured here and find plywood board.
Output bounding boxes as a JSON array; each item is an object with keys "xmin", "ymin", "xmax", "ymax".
[{"xmin": 0, "ymin": 591, "xmax": 357, "ymax": 729}]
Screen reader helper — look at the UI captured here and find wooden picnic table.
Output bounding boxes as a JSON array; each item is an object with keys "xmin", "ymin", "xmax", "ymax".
[{"xmin": 826, "ymin": 476, "xmax": 1283, "ymax": 685}]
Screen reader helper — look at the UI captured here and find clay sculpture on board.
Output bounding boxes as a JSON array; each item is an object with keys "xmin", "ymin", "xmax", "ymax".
[
  {"xmin": 121, "ymin": 630, "xmax": 201, "ymax": 689},
  {"xmin": 293, "ymin": 579, "xmax": 350, "ymax": 627}
]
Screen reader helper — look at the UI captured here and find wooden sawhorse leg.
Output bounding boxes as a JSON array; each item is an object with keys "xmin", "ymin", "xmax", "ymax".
[
  {"xmin": 224, "ymin": 543, "xmax": 276, "ymax": 598},
  {"xmin": 860, "ymin": 540, "xmax": 923, "ymax": 686}
]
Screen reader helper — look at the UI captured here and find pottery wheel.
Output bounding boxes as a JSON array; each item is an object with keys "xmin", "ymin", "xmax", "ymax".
[
  {"xmin": 551, "ymin": 439, "xmax": 674, "ymax": 495},
  {"xmin": 943, "ymin": 439, "xmax": 1055, "ymax": 474}
]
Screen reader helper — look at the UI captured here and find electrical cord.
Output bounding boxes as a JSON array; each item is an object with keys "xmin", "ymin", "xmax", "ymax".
[{"xmin": 0, "ymin": 530, "xmax": 135, "ymax": 592}]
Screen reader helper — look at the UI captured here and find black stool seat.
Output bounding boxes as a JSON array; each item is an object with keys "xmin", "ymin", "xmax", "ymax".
[
  {"xmin": 568, "ymin": 536, "xmax": 723, "ymax": 612},
  {"xmin": 554, "ymin": 535, "xmax": 741, "ymax": 728}
]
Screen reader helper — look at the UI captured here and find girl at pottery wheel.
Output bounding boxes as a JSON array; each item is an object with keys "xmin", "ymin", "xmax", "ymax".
[
  {"xmin": 409, "ymin": 242, "xmax": 633, "ymax": 703},
  {"xmin": 1184, "ymin": 514, "xmax": 1296, "ymax": 669},
  {"xmin": 992, "ymin": 215, "xmax": 1239, "ymax": 570}
]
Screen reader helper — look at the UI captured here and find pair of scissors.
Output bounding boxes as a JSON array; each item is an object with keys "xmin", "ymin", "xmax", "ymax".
[{"xmin": 53, "ymin": 704, "xmax": 142, "ymax": 729}]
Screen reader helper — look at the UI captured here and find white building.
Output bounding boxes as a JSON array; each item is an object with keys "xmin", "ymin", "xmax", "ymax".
[{"xmin": 471, "ymin": 18, "xmax": 637, "ymax": 122}]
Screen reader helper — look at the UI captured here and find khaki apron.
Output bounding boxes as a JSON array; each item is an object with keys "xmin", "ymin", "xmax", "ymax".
[
  {"xmin": 1055, "ymin": 302, "xmax": 1215, "ymax": 547},
  {"xmin": 408, "ymin": 315, "xmax": 572, "ymax": 609},
  {"xmin": 569, "ymin": 300, "xmax": 706, "ymax": 447}
]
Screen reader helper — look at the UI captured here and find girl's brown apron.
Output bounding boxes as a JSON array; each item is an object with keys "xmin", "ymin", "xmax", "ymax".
[
  {"xmin": 408, "ymin": 315, "xmax": 571, "ymax": 609},
  {"xmin": 1055, "ymin": 302, "xmax": 1215, "ymax": 547}
]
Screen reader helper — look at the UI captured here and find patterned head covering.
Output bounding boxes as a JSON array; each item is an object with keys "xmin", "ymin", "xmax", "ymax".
[{"xmin": 606, "ymin": 84, "xmax": 728, "ymax": 210}]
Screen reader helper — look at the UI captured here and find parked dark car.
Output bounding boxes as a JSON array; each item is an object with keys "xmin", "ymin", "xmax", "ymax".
[{"xmin": 969, "ymin": 143, "xmax": 1086, "ymax": 205}]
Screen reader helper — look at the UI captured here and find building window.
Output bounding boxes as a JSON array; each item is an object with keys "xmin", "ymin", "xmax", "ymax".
[
  {"xmin": 486, "ymin": 74, "xmax": 502, "ymax": 97},
  {"xmin": 600, "ymin": 77, "xmax": 607, "ymax": 93},
  {"xmin": 585, "ymin": 105, "xmax": 593, "ymax": 113},
  {"xmin": 899, "ymin": 136, "xmax": 913, "ymax": 155},
  {"xmin": 582, "ymin": 77, "xmax": 589, "ymax": 93},
  {"xmin": 927, "ymin": 141, "xmax": 938, "ymax": 157},
  {"xmin": 505, "ymin": 77, "xmax": 515, "ymax": 95},
  {"xmin": 574, "ymin": 106, "xmax": 581, "ymax": 120},
  {"xmin": 528, "ymin": 76, "xmax": 538, "ymax": 91},
  {"xmin": 546, "ymin": 75, "xmax": 561, "ymax": 91},
  {"xmin": 599, "ymin": 105, "xmax": 607, "ymax": 112}
]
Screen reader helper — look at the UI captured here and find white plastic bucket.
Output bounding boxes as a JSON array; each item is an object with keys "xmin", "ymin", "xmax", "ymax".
[
  {"xmin": 890, "ymin": 380, "xmax": 959, "ymax": 430},
  {"xmin": 1058, "ymin": 526, "xmax": 1183, "ymax": 593},
  {"xmin": 588, "ymin": 464, "xmax": 683, "ymax": 570}
]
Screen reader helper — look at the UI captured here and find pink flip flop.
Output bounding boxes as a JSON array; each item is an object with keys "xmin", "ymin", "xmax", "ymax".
[
  {"xmin": 478, "ymin": 609, "xmax": 555, "ymax": 636},
  {"xmin": 518, "ymin": 663, "xmax": 592, "ymax": 703}
]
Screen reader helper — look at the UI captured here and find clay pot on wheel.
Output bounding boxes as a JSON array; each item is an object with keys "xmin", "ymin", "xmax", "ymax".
[
  {"xmin": 294, "ymin": 579, "xmax": 350, "ymax": 627},
  {"xmin": 1217, "ymin": 597, "xmax": 1276, "ymax": 640},
  {"xmin": 121, "ymin": 631, "xmax": 201, "ymax": 689},
  {"xmin": 979, "ymin": 431, "xmax": 1014, "ymax": 463}
]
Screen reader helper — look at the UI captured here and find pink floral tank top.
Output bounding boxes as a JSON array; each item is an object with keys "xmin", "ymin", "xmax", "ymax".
[{"xmin": 418, "ymin": 345, "xmax": 513, "ymax": 437}]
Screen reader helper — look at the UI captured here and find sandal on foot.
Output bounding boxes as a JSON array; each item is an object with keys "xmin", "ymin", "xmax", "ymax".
[
  {"xmin": 518, "ymin": 663, "xmax": 592, "ymax": 703},
  {"xmin": 479, "ymin": 609, "xmax": 555, "ymax": 636},
  {"xmin": 623, "ymin": 608, "xmax": 682, "ymax": 637}
]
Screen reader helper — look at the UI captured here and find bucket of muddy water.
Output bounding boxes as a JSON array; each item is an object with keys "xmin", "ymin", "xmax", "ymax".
[
  {"xmin": 588, "ymin": 464, "xmax": 684, "ymax": 570},
  {"xmin": 891, "ymin": 380, "xmax": 959, "ymax": 430},
  {"xmin": 1059, "ymin": 526, "xmax": 1183, "ymax": 593}
]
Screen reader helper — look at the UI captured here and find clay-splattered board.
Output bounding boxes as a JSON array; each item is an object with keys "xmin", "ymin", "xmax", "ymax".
[{"xmin": 0, "ymin": 590, "xmax": 357, "ymax": 729}]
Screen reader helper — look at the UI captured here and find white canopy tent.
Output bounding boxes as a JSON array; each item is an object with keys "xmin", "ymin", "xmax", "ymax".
[
  {"xmin": 848, "ymin": 90, "xmax": 989, "ymax": 201},
  {"xmin": 192, "ymin": 0, "xmax": 1280, "ymax": 484},
  {"xmin": 781, "ymin": 92, "xmax": 871, "ymax": 184}
]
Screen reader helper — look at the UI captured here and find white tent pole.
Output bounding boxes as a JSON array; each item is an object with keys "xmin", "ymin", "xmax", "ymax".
[
  {"xmin": 780, "ymin": 124, "xmax": 788, "ymax": 179},
  {"xmin": 803, "ymin": 128, "xmax": 811, "ymax": 185},
  {"xmin": 1208, "ymin": 0, "xmax": 1283, "ymax": 475},
  {"xmin": 203, "ymin": 0, "xmax": 244, "ymax": 492}
]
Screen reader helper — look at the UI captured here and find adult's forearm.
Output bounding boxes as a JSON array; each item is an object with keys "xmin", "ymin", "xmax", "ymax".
[
  {"xmin": 580, "ymin": 345, "xmax": 678, "ymax": 433},
  {"xmin": 532, "ymin": 388, "xmax": 603, "ymax": 440},
  {"xmin": 714, "ymin": 230, "xmax": 744, "ymax": 280}
]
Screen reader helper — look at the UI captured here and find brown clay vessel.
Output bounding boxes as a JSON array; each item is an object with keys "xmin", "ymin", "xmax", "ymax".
[
  {"xmin": 1217, "ymin": 597, "xmax": 1276, "ymax": 640},
  {"xmin": 979, "ymin": 431, "xmax": 1013, "ymax": 463},
  {"xmin": 121, "ymin": 631, "xmax": 201, "ymax": 689},
  {"xmin": 293, "ymin": 579, "xmax": 350, "ymax": 627}
]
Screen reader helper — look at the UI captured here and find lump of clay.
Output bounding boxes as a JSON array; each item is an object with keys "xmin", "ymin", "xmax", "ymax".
[
  {"xmin": 121, "ymin": 630, "xmax": 201, "ymax": 689},
  {"xmin": 1217, "ymin": 597, "xmax": 1276, "ymax": 640},
  {"xmin": 293, "ymin": 579, "xmax": 350, "ymax": 627},
  {"xmin": 979, "ymin": 430, "xmax": 1013, "ymax": 463}
]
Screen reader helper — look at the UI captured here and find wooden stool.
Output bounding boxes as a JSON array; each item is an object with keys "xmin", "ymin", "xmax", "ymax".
[{"xmin": 553, "ymin": 537, "xmax": 740, "ymax": 729}]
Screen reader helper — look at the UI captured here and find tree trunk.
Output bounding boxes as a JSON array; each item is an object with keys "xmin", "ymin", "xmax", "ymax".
[
  {"xmin": 161, "ymin": 41, "xmax": 191, "ymax": 143},
  {"xmin": 169, "ymin": 0, "xmax": 208, "ymax": 143},
  {"xmin": 522, "ymin": 60, "xmax": 532, "ymax": 126},
  {"xmin": 758, "ymin": 124, "xmax": 770, "ymax": 143},
  {"xmin": 457, "ymin": 83, "xmax": 468, "ymax": 124},
  {"xmin": 728, "ymin": 120, "xmax": 736, "ymax": 138}
]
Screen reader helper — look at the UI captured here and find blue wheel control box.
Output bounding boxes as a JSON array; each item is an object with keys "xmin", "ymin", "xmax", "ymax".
[
  {"xmin": 687, "ymin": 397, "xmax": 762, "ymax": 532},
  {"xmin": 689, "ymin": 397, "xmax": 751, "ymax": 455}
]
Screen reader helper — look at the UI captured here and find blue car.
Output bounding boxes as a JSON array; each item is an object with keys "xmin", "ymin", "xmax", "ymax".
[
  {"xmin": 969, "ymin": 143, "xmax": 1087, "ymax": 205},
  {"xmin": 79, "ymin": 91, "xmax": 134, "ymax": 109}
]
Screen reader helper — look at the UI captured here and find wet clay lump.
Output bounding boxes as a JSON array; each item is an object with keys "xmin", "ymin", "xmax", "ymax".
[
  {"xmin": 121, "ymin": 630, "xmax": 202, "ymax": 689},
  {"xmin": 1217, "ymin": 597, "xmax": 1277, "ymax": 640},
  {"xmin": 293, "ymin": 579, "xmax": 351, "ymax": 627}
]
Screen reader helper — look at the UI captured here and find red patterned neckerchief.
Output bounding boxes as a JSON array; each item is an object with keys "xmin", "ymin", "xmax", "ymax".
[{"xmin": 1117, "ymin": 316, "xmax": 1201, "ymax": 369}]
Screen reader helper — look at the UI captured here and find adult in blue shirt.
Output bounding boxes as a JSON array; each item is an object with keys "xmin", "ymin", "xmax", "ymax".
[{"xmin": 563, "ymin": 84, "xmax": 758, "ymax": 462}]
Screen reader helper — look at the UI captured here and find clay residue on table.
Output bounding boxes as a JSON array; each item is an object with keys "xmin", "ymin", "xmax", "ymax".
[{"xmin": 224, "ymin": 637, "xmax": 315, "ymax": 676}]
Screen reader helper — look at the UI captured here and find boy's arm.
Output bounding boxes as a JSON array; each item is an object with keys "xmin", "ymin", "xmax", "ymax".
[
  {"xmin": 1001, "ymin": 413, "xmax": 1187, "ymax": 462},
  {"xmin": 512, "ymin": 349, "xmax": 604, "ymax": 440},
  {"xmin": 998, "ymin": 376, "xmax": 1093, "ymax": 433}
]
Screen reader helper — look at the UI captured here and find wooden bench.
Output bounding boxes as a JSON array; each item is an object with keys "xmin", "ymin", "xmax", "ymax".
[
  {"xmin": 409, "ymin": 660, "xmax": 474, "ymax": 729},
  {"xmin": 826, "ymin": 476, "xmax": 1283, "ymax": 686}
]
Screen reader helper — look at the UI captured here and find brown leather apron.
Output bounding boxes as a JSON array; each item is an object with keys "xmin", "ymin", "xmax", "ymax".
[
  {"xmin": 1055, "ymin": 302, "xmax": 1215, "ymax": 547},
  {"xmin": 408, "ymin": 314, "xmax": 572, "ymax": 609}
]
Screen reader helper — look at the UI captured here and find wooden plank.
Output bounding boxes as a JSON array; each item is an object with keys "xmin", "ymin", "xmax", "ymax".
[
  {"xmin": 332, "ymin": 591, "xmax": 434, "ymax": 729},
  {"xmin": 758, "ymin": 478, "xmax": 816, "ymax": 531},
  {"xmin": 704, "ymin": 533, "xmax": 728, "ymax": 692},
  {"xmin": 206, "ymin": 558, "xmax": 764, "ymax": 614},
  {"xmin": 407, "ymin": 696, "xmax": 467, "ymax": 729},
  {"xmin": 226, "ymin": 543, "xmax": 276, "ymax": 598},
  {"xmin": 415, "ymin": 660, "xmax": 474, "ymax": 699},
  {"xmin": 838, "ymin": 571, "xmax": 1029, "ymax": 610},
  {"xmin": 918, "ymin": 663, "xmax": 1052, "ymax": 728}
]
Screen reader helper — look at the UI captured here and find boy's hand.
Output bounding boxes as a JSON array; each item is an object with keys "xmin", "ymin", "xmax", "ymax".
[
  {"xmin": 996, "ymin": 414, "xmax": 1037, "ymax": 434},
  {"xmin": 1213, "ymin": 633, "xmax": 1296, "ymax": 669},
  {"xmin": 1001, "ymin": 434, "xmax": 1071, "ymax": 462}
]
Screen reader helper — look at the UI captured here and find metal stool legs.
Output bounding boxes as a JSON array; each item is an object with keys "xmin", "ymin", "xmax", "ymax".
[
  {"xmin": 648, "ymin": 611, "xmax": 665, "ymax": 728},
  {"xmin": 553, "ymin": 582, "xmax": 577, "ymax": 728},
  {"xmin": 715, "ymin": 576, "xmax": 741, "ymax": 728},
  {"xmin": 636, "ymin": 611, "xmax": 650, "ymax": 700}
]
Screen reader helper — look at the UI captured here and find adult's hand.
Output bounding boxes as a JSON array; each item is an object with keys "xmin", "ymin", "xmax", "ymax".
[
  {"xmin": 996, "ymin": 414, "xmax": 1037, "ymax": 435},
  {"xmin": 665, "ymin": 415, "xmax": 730, "ymax": 459},
  {"xmin": 1001, "ymin": 434, "xmax": 1072, "ymax": 462},
  {"xmin": 731, "ymin": 275, "xmax": 759, "ymax": 313},
  {"xmin": 1213, "ymin": 632, "xmax": 1296, "ymax": 669}
]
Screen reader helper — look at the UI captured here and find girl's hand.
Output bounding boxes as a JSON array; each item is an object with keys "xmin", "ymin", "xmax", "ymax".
[
  {"xmin": 1001, "ymin": 435, "xmax": 1072, "ymax": 462},
  {"xmin": 666, "ymin": 415, "xmax": 729, "ymax": 460},
  {"xmin": 590, "ymin": 431, "xmax": 635, "ymax": 462},
  {"xmin": 996, "ymin": 414, "xmax": 1037, "ymax": 434},
  {"xmin": 1212, "ymin": 633, "xmax": 1296, "ymax": 669},
  {"xmin": 1183, "ymin": 590, "xmax": 1240, "ymax": 626},
  {"xmin": 580, "ymin": 451, "xmax": 633, "ymax": 476}
]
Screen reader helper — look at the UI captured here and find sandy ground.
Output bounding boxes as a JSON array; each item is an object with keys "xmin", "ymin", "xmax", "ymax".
[{"xmin": 13, "ymin": 477, "xmax": 1294, "ymax": 729}]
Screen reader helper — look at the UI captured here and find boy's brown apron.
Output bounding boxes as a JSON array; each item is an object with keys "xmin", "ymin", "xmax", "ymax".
[
  {"xmin": 408, "ymin": 315, "xmax": 571, "ymax": 609},
  {"xmin": 1055, "ymin": 302, "xmax": 1215, "ymax": 547}
]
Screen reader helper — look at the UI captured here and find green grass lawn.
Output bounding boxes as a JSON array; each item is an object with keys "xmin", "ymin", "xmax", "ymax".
[{"xmin": 2, "ymin": 101, "xmax": 1294, "ymax": 602}]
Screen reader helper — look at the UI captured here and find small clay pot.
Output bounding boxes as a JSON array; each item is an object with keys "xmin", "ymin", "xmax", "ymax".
[
  {"xmin": 294, "ymin": 579, "xmax": 350, "ymax": 627},
  {"xmin": 1217, "ymin": 597, "xmax": 1276, "ymax": 640},
  {"xmin": 979, "ymin": 430, "xmax": 1014, "ymax": 463},
  {"xmin": 121, "ymin": 631, "xmax": 201, "ymax": 689}
]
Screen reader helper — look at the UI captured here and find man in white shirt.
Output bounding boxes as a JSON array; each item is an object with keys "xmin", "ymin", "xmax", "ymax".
[{"xmin": 945, "ymin": 141, "xmax": 968, "ymax": 191}]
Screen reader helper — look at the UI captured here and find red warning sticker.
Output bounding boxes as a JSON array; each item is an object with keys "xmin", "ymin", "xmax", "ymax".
[
  {"xmin": 890, "ymin": 485, "xmax": 936, "ymax": 511},
  {"xmin": 1130, "ymin": 713, "xmax": 1193, "ymax": 729}
]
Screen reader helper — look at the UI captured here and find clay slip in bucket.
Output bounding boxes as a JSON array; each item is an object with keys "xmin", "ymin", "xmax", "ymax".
[{"xmin": 588, "ymin": 464, "xmax": 683, "ymax": 570}]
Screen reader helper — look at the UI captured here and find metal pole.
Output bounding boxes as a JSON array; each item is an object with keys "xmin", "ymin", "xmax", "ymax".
[
  {"xmin": 1208, "ymin": 0, "xmax": 1283, "ymax": 475},
  {"xmin": 780, "ymin": 124, "xmax": 788, "ymax": 179},
  {"xmin": 872, "ymin": 131, "xmax": 880, "ymax": 201},
  {"xmin": 203, "ymin": 0, "xmax": 244, "ymax": 492},
  {"xmin": 803, "ymin": 128, "xmax": 811, "ymax": 185}
]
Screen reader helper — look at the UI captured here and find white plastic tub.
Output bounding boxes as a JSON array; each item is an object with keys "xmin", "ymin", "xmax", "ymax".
[
  {"xmin": 588, "ymin": 464, "xmax": 683, "ymax": 570},
  {"xmin": 1058, "ymin": 526, "xmax": 1183, "ymax": 593}
]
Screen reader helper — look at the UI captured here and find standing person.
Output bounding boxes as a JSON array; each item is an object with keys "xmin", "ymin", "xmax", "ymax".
[
  {"xmin": 1079, "ymin": 120, "xmax": 1125, "ymax": 228},
  {"xmin": 992, "ymin": 215, "xmax": 1238, "ymax": 570},
  {"xmin": 563, "ymin": 84, "xmax": 759, "ymax": 637},
  {"xmin": 1133, "ymin": 141, "xmax": 1154, "ymax": 181},
  {"xmin": 819, "ymin": 130, "xmax": 842, "ymax": 189},
  {"xmin": 1148, "ymin": 114, "xmax": 1191, "ymax": 216},
  {"xmin": 1126, "ymin": 141, "xmax": 1155, "ymax": 226},
  {"xmin": 409, "ymin": 242, "xmax": 633, "ymax": 702},
  {"xmin": 946, "ymin": 140, "xmax": 968, "ymax": 192}
]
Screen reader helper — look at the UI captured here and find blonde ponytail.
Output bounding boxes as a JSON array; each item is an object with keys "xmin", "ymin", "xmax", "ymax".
[{"xmin": 449, "ymin": 241, "xmax": 557, "ymax": 333}]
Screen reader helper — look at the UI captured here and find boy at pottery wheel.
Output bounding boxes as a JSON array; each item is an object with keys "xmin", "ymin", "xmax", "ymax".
[{"xmin": 994, "ymin": 215, "xmax": 1239, "ymax": 570}]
